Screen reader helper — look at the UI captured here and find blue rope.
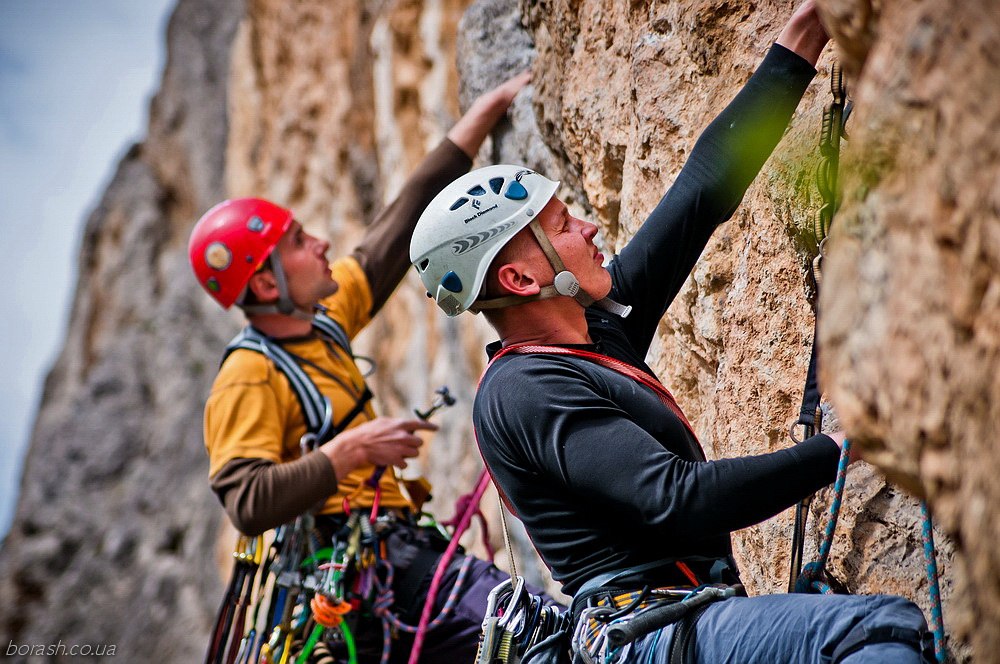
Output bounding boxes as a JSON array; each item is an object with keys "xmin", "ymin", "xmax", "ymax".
[
  {"xmin": 794, "ymin": 439, "xmax": 851, "ymax": 594},
  {"xmin": 920, "ymin": 500, "xmax": 946, "ymax": 662},
  {"xmin": 794, "ymin": 441, "xmax": 948, "ymax": 661}
]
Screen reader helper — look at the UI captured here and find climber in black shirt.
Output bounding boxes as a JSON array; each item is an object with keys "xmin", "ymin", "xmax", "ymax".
[{"xmin": 410, "ymin": 1, "xmax": 933, "ymax": 661}]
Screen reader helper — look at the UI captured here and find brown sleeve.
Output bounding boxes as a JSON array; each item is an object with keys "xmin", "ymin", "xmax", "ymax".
[
  {"xmin": 353, "ymin": 138, "xmax": 473, "ymax": 316},
  {"xmin": 209, "ymin": 452, "xmax": 339, "ymax": 536}
]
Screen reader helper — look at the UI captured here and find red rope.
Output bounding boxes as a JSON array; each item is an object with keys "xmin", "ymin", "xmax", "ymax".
[
  {"xmin": 440, "ymin": 489, "xmax": 496, "ymax": 561},
  {"xmin": 407, "ymin": 469, "xmax": 491, "ymax": 664}
]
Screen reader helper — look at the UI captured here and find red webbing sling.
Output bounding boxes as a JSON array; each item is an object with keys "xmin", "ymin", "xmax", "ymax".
[
  {"xmin": 478, "ymin": 342, "xmax": 707, "ymax": 585},
  {"xmin": 489, "ymin": 343, "xmax": 707, "ymax": 460}
]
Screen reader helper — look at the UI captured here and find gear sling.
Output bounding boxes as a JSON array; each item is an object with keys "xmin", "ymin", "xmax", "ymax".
[{"xmin": 204, "ymin": 310, "xmax": 371, "ymax": 664}]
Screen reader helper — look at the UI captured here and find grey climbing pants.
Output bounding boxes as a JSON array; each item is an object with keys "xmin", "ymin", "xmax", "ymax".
[{"xmin": 628, "ymin": 593, "xmax": 934, "ymax": 663}]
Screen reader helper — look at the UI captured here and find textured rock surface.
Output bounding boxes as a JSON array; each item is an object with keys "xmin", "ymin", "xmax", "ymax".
[
  {"xmin": 0, "ymin": 0, "xmax": 497, "ymax": 659},
  {"xmin": 1, "ymin": 0, "xmax": 991, "ymax": 661},
  {"xmin": 454, "ymin": 0, "xmax": 970, "ymax": 657},
  {"xmin": 819, "ymin": 0, "xmax": 1000, "ymax": 656}
]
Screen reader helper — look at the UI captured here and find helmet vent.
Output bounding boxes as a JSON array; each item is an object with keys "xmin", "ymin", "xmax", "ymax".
[
  {"xmin": 449, "ymin": 197, "xmax": 469, "ymax": 211},
  {"xmin": 467, "ymin": 185, "xmax": 487, "ymax": 196},
  {"xmin": 488, "ymin": 177, "xmax": 504, "ymax": 194},
  {"xmin": 505, "ymin": 181, "xmax": 528, "ymax": 200},
  {"xmin": 417, "ymin": 258, "xmax": 430, "ymax": 272}
]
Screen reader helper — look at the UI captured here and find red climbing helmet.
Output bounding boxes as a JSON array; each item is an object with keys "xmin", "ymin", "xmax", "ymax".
[{"xmin": 188, "ymin": 198, "xmax": 293, "ymax": 308}]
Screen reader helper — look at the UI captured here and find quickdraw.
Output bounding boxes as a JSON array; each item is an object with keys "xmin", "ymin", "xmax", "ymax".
[
  {"xmin": 475, "ymin": 577, "xmax": 570, "ymax": 664},
  {"xmin": 788, "ymin": 61, "xmax": 850, "ymax": 592},
  {"xmin": 788, "ymin": 62, "xmax": 947, "ymax": 663},
  {"xmin": 205, "ymin": 535, "xmax": 264, "ymax": 664}
]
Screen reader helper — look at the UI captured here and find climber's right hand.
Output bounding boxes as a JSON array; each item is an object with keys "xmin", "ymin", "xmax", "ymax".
[
  {"xmin": 321, "ymin": 416, "xmax": 437, "ymax": 478},
  {"xmin": 826, "ymin": 430, "xmax": 861, "ymax": 465}
]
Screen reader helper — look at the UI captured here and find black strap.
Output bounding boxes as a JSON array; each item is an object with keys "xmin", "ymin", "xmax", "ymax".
[
  {"xmin": 570, "ymin": 559, "xmax": 685, "ymax": 618},
  {"xmin": 669, "ymin": 602, "xmax": 712, "ymax": 664},
  {"xmin": 831, "ymin": 625, "xmax": 935, "ymax": 664},
  {"xmin": 789, "ymin": 324, "xmax": 821, "ymax": 591},
  {"xmin": 395, "ymin": 545, "xmax": 447, "ymax": 622},
  {"xmin": 332, "ymin": 386, "xmax": 373, "ymax": 434},
  {"xmin": 221, "ymin": 314, "xmax": 367, "ymax": 445},
  {"xmin": 797, "ymin": 325, "xmax": 821, "ymax": 428}
]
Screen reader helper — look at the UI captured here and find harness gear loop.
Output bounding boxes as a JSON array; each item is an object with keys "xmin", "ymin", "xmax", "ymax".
[{"xmin": 604, "ymin": 586, "xmax": 737, "ymax": 651}]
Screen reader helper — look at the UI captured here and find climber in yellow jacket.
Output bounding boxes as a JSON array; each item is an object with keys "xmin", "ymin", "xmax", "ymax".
[{"xmin": 189, "ymin": 72, "xmax": 559, "ymax": 662}]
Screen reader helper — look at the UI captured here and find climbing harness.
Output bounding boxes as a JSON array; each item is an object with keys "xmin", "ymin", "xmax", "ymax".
[
  {"xmin": 571, "ymin": 585, "xmax": 735, "ymax": 663},
  {"xmin": 223, "ymin": 309, "xmax": 370, "ymax": 447},
  {"xmin": 787, "ymin": 62, "xmax": 947, "ymax": 663},
  {"xmin": 564, "ymin": 557, "xmax": 739, "ymax": 664}
]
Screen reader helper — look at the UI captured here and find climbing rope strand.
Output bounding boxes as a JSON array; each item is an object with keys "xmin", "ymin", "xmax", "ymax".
[
  {"xmin": 794, "ymin": 438, "xmax": 851, "ymax": 594},
  {"xmin": 497, "ymin": 493, "xmax": 519, "ymax": 582},
  {"xmin": 407, "ymin": 468, "xmax": 492, "ymax": 664},
  {"xmin": 796, "ymin": 446, "xmax": 948, "ymax": 662},
  {"xmin": 920, "ymin": 500, "xmax": 947, "ymax": 663}
]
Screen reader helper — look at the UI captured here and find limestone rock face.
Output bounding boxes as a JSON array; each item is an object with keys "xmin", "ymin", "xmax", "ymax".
[
  {"xmin": 454, "ymin": 0, "xmax": 973, "ymax": 659},
  {"xmin": 1, "ymin": 0, "xmax": 992, "ymax": 661},
  {"xmin": 818, "ymin": 0, "xmax": 1000, "ymax": 655}
]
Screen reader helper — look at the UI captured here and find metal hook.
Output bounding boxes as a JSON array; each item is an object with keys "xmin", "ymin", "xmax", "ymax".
[{"xmin": 414, "ymin": 385, "xmax": 457, "ymax": 420}]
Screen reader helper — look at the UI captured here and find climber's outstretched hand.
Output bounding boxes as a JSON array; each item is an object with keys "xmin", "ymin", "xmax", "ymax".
[
  {"xmin": 447, "ymin": 69, "xmax": 532, "ymax": 158},
  {"xmin": 776, "ymin": 0, "xmax": 830, "ymax": 66}
]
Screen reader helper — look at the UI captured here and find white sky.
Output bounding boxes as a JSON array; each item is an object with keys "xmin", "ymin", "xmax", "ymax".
[{"xmin": 0, "ymin": 0, "xmax": 175, "ymax": 538}]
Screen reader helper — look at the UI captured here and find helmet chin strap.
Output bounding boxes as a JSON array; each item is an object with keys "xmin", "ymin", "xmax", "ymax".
[
  {"xmin": 472, "ymin": 219, "xmax": 631, "ymax": 318},
  {"xmin": 237, "ymin": 247, "xmax": 315, "ymax": 321}
]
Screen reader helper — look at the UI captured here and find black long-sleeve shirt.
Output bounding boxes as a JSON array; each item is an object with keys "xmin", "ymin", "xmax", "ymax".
[{"xmin": 473, "ymin": 44, "xmax": 839, "ymax": 596}]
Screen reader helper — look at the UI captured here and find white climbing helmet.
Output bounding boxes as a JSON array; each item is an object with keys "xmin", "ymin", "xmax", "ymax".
[
  {"xmin": 411, "ymin": 164, "xmax": 632, "ymax": 318},
  {"xmin": 410, "ymin": 165, "xmax": 558, "ymax": 316}
]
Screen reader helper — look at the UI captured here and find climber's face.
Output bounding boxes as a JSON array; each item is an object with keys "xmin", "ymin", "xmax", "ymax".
[
  {"xmin": 276, "ymin": 221, "xmax": 339, "ymax": 306},
  {"xmin": 532, "ymin": 197, "xmax": 613, "ymax": 301}
]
